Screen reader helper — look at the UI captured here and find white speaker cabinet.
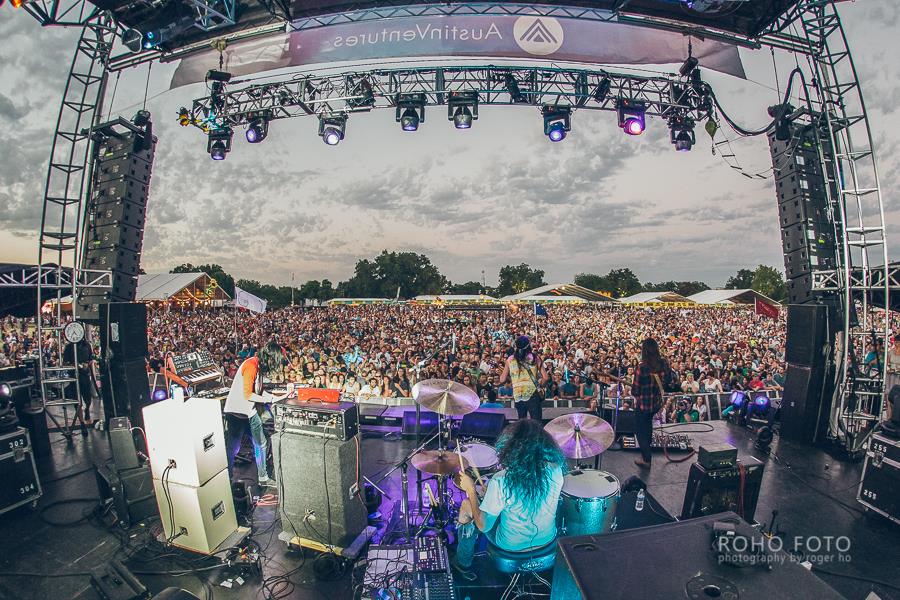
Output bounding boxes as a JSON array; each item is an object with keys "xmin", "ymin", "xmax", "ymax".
[
  {"xmin": 154, "ymin": 467, "xmax": 237, "ymax": 554},
  {"xmin": 143, "ymin": 396, "xmax": 227, "ymax": 487}
]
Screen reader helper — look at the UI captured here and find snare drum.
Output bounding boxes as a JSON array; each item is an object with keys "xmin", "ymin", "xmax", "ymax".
[
  {"xmin": 558, "ymin": 469, "xmax": 620, "ymax": 536},
  {"xmin": 456, "ymin": 441, "xmax": 499, "ymax": 473}
]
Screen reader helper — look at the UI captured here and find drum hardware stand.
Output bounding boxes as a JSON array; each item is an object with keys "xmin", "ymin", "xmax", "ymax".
[
  {"xmin": 372, "ymin": 428, "xmax": 441, "ymax": 543},
  {"xmin": 412, "ymin": 336, "xmax": 453, "ymax": 510},
  {"xmin": 608, "ymin": 359, "xmax": 625, "ymax": 452}
]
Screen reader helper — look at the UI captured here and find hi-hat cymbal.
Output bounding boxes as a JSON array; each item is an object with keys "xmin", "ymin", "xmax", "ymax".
[
  {"xmin": 412, "ymin": 378, "xmax": 480, "ymax": 416},
  {"xmin": 410, "ymin": 450, "xmax": 462, "ymax": 476},
  {"xmin": 544, "ymin": 413, "xmax": 615, "ymax": 459}
]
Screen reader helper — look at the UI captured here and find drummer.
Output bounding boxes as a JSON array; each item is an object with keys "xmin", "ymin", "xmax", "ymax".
[{"xmin": 453, "ymin": 420, "xmax": 567, "ymax": 576}]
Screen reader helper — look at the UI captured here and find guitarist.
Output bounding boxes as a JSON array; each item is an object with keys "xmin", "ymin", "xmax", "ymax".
[
  {"xmin": 498, "ymin": 335, "xmax": 549, "ymax": 421},
  {"xmin": 631, "ymin": 338, "xmax": 677, "ymax": 469}
]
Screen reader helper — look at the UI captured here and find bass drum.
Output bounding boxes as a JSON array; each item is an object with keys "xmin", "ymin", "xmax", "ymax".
[{"xmin": 558, "ymin": 469, "xmax": 620, "ymax": 537}]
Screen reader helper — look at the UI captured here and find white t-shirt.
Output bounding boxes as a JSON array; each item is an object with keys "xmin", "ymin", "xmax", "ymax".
[{"xmin": 479, "ymin": 467, "xmax": 564, "ymax": 551}]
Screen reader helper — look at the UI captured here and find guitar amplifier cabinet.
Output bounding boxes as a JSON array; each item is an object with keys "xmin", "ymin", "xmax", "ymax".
[
  {"xmin": 858, "ymin": 432, "xmax": 900, "ymax": 524},
  {"xmin": 0, "ymin": 428, "xmax": 42, "ymax": 516}
]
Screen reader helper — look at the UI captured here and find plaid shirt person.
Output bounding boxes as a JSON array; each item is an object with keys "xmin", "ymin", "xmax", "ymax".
[{"xmin": 631, "ymin": 361, "xmax": 672, "ymax": 413}]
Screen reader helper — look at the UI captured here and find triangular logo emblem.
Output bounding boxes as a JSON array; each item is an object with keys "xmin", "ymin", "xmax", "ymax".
[{"xmin": 521, "ymin": 19, "xmax": 558, "ymax": 44}]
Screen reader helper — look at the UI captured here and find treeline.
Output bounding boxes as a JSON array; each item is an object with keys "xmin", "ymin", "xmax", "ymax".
[{"xmin": 170, "ymin": 254, "xmax": 787, "ymax": 309}]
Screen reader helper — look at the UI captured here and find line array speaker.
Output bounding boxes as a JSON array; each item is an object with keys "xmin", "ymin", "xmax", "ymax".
[
  {"xmin": 77, "ymin": 117, "xmax": 156, "ymax": 323},
  {"xmin": 768, "ymin": 122, "xmax": 840, "ymax": 305}
]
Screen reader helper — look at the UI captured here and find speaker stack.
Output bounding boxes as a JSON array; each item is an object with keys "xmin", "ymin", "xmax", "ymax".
[
  {"xmin": 98, "ymin": 302, "xmax": 151, "ymax": 428},
  {"xmin": 77, "ymin": 117, "xmax": 156, "ymax": 322},
  {"xmin": 781, "ymin": 304, "xmax": 838, "ymax": 444},
  {"xmin": 768, "ymin": 122, "xmax": 840, "ymax": 305}
]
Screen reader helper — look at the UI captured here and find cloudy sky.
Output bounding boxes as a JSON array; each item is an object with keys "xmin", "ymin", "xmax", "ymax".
[{"xmin": 0, "ymin": 1, "xmax": 897, "ymax": 289}]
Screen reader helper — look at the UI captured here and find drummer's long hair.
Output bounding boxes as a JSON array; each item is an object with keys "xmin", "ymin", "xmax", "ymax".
[{"xmin": 496, "ymin": 419, "xmax": 566, "ymax": 515}]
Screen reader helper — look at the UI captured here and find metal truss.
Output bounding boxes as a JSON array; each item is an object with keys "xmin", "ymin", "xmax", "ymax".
[
  {"xmin": 185, "ymin": 65, "xmax": 706, "ymax": 131},
  {"xmin": 790, "ymin": 1, "xmax": 891, "ymax": 456},
  {"xmin": 188, "ymin": 0, "xmax": 237, "ymax": 31},
  {"xmin": 0, "ymin": 266, "xmax": 112, "ymax": 290},
  {"xmin": 36, "ymin": 11, "xmax": 115, "ymax": 440},
  {"xmin": 21, "ymin": 0, "xmax": 95, "ymax": 27}
]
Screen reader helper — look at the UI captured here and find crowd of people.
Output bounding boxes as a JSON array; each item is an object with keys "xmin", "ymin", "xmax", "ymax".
[{"xmin": 139, "ymin": 303, "xmax": 787, "ymax": 411}]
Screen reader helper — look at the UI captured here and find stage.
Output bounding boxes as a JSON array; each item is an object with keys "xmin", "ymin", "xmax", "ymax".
[{"xmin": 0, "ymin": 419, "xmax": 897, "ymax": 600}]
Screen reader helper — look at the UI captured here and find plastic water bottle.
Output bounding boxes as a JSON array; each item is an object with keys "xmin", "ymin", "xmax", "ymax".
[{"xmin": 635, "ymin": 489, "xmax": 645, "ymax": 512}]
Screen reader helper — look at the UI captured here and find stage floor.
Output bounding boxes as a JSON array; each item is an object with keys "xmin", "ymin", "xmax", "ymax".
[{"xmin": 0, "ymin": 419, "xmax": 898, "ymax": 600}]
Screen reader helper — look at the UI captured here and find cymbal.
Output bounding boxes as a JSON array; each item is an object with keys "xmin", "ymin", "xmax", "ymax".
[
  {"xmin": 544, "ymin": 413, "xmax": 615, "ymax": 460},
  {"xmin": 410, "ymin": 450, "xmax": 462, "ymax": 476},
  {"xmin": 412, "ymin": 378, "xmax": 480, "ymax": 416}
]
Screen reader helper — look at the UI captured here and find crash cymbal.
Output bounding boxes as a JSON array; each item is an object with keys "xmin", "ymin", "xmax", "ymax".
[
  {"xmin": 410, "ymin": 450, "xmax": 462, "ymax": 476},
  {"xmin": 544, "ymin": 413, "xmax": 615, "ymax": 460},
  {"xmin": 412, "ymin": 378, "xmax": 480, "ymax": 416}
]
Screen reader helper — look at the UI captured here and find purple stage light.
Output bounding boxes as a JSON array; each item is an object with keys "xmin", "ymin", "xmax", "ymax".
[
  {"xmin": 152, "ymin": 388, "xmax": 168, "ymax": 402},
  {"xmin": 547, "ymin": 123, "xmax": 566, "ymax": 142},
  {"xmin": 623, "ymin": 117, "xmax": 645, "ymax": 136}
]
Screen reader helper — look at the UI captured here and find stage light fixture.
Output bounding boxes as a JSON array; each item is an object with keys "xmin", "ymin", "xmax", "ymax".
[
  {"xmin": 680, "ymin": 56, "xmax": 699, "ymax": 77},
  {"xmin": 616, "ymin": 99, "xmax": 646, "ymax": 136},
  {"xmin": 122, "ymin": 29, "xmax": 143, "ymax": 53},
  {"xmin": 348, "ymin": 79, "xmax": 376, "ymax": 109},
  {"xmin": 542, "ymin": 105, "xmax": 572, "ymax": 143},
  {"xmin": 768, "ymin": 103, "xmax": 795, "ymax": 142},
  {"xmin": 755, "ymin": 426, "xmax": 774, "ymax": 452},
  {"xmin": 245, "ymin": 115, "xmax": 269, "ymax": 144},
  {"xmin": 0, "ymin": 383, "xmax": 10, "ymax": 398},
  {"xmin": 730, "ymin": 391, "xmax": 746, "ymax": 409},
  {"xmin": 505, "ymin": 73, "xmax": 528, "ymax": 103},
  {"xmin": 668, "ymin": 115, "xmax": 696, "ymax": 152},
  {"xmin": 141, "ymin": 16, "xmax": 194, "ymax": 50},
  {"xmin": 751, "ymin": 392, "xmax": 770, "ymax": 415},
  {"xmin": 318, "ymin": 114, "xmax": 346, "ymax": 146},
  {"xmin": 395, "ymin": 93, "xmax": 426, "ymax": 132},
  {"xmin": 152, "ymin": 388, "xmax": 168, "ymax": 402},
  {"xmin": 207, "ymin": 128, "xmax": 233, "ymax": 161},
  {"xmin": 447, "ymin": 92, "xmax": 478, "ymax": 130},
  {"xmin": 400, "ymin": 108, "xmax": 420, "ymax": 131},
  {"xmin": 594, "ymin": 76, "xmax": 611, "ymax": 102}
]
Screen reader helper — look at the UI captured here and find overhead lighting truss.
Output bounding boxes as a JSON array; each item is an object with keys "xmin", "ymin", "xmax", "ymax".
[{"xmin": 183, "ymin": 65, "xmax": 711, "ymax": 134}]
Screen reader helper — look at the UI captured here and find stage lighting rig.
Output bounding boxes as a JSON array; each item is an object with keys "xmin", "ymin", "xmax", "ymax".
[
  {"xmin": 542, "ymin": 106, "xmax": 571, "ymax": 142},
  {"xmin": 245, "ymin": 113, "xmax": 270, "ymax": 143},
  {"xmin": 594, "ymin": 75, "xmax": 612, "ymax": 102},
  {"xmin": 348, "ymin": 79, "xmax": 376, "ymax": 109},
  {"xmin": 207, "ymin": 128, "xmax": 233, "ymax": 160},
  {"xmin": 396, "ymin": 94, "xmax": 426, "ymax": 132},
  {"xmin": 448, "ymin": 92, "xmax": 478, "ymax": 129},
  {"xmin": 141, "ymin": 16, "xmax": 194, "ymax": 50},
  {"xmin": 319, "ymin": 114, "xmax": 346, "ymax": 146},
  {"xmin": 668, "ymin": 115, "xmax": 696, "ymax": 152},
  {"xmin": 617, "ymin": 99, "xmax": 646, "ymax": 136}
]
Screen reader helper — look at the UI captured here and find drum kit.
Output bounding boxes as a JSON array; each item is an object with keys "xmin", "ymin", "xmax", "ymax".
[{"xmin": 376, "ymin": 378, "xmax": 622, "ymax": 542}]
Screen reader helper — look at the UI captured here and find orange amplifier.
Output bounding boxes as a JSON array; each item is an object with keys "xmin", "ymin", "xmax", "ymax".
[{"xmin": 293, "ymin": 388, "xmax": 341, "ymax": 404}]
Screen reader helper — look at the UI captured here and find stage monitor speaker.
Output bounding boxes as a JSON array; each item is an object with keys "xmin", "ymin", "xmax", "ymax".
[
  {"xmin": 402, "ymin": 410, "xmax": 439, "ymax": 437},
  {"xmin": 109, "ymin": 416, "xmax": 140, "ymax": 471},
  {"xmin": 154, "ymin": 468, "xmax": 237, "ymax": 554},
  {"xmin": 99, "ymin": 302, "xmax": 149, "ymax": 361},
  {"xmin": 273, "ymin": 431, "xmax": 367, "ymax": 548},
  {"xmin": 101, "ymin": 357, "xmax": 150, "ymax": 429},
  {"xmin": 458, "ymin": 410, "xmax": 507, "ymax": 440},
  {"xmin": 780, "ymin": 363, "xmax": 834, "ymax": 444}
]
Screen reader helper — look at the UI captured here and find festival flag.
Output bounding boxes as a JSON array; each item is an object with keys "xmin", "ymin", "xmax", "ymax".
[
  {"xmin": 534, "ymin": 303, "xmax": 548, "ymax": 318},
  {"xmin": 235, "ymin": 286, "xmax": 268, "ymax": 314},
  {"xmin": 754, "ymin": 297, "xmax": 779, "ymax": 320}
]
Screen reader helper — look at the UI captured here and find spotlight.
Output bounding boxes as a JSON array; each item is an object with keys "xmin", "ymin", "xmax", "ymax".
[
  {"xmin": 447, "ymin": 92, "xmax": 478, "ymax": 130},
  {"xmin": 542, "ymin": 105, "xmax": 571, "ymax": 143},
  {"xmin": 348, "ymin": 79, "xmax": 376, "ymax": 109},
  {"xmin": 616, "ymin": 99, "xmax": 646, "ymax": 136},
  {"xmin": 207, "ymin": 127, "xmax": 233, "ymax": 161},
  {"xmin": 400, "ymin": 108, "xmax": 420, "ymax": 132},
  {"xmin": 755, "ymin": 426, "xmax": 774, "ymax": 452},
  {"xmin": 594, "ymin": 76, "xmax": 611, "ymax": 102},
  {"xmin": 751, "ymin": 392, "xmax": 770, "ymax": 416},
  {"xmin": 730, "ymin": 391, "xmax": 746, "ymax": 409},
  {"xmin": 395, "ymin": 93, "xmax": 425, "ymax": 132},
  {"xmin": 505, "ymin": 73, "xmax": 528, "ymax": 103},
  {"xmin": 152, "ymin": 388, "xmax": 168, "ymax": 402},
  {"xmin": 122, "ymin": 29, "xmax": 143, "ymax": 53},
  {"xmin": 668, "ymin": 115, "xmax": 695, "ymax": 152},
  {"xmin": 0, "ymin": 383, "xmax": 10, "ymax": 398},
  {"xmin": 318, "ymin": 114, "xmax": 346, "ymax": 146},
  {"xmin": 245, "ymin": 116, "xmax": 269, "ymax": 144},
  {"xmin": 141, "ymin": 16, "xmax": 194, "ymax": 50},
  {"xmin": 680, "ymin": 55, "xmax": 699, "ymax": 77}
]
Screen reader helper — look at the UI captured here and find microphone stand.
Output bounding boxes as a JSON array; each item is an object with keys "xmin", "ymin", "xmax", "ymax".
[{"xmin": 610, "ymin": 357, "xmax": 624, "ymax": 451}]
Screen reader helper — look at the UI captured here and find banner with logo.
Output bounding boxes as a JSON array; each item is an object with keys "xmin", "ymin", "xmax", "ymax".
[
  {"xmin": 235, "ymin": 286, "xmax": 268, "ymax": 313},
  {"xmin": 754, "ymin": 297, "xmax": 779, "ymax": 320},
  {"xmin": 171, "ymin": 15, "xmax": 745, "ymax": 88}
]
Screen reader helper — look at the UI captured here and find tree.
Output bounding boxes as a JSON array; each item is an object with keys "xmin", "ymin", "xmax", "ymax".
[
  {"xmin": 449, "ymin": 281, "xmax": 484, "ymax": 295},
  {"xmin": 603, "ymin": 268, "xmax": 641, "ymax": 298},
  {"xmin": 341, "ymin": 251, "xmax": 449, "ymax": 299},
  {"xmin": 751, "ymin": 265, "xmax": 787, "ymax": 302},
  {"xmin": 497, "ymin": 264, "xmax": 546, "ymax": 296},
  {"xmin": 171, "ymin": 263, "xmax": 235, "ymax": 296},
  {"xmin": 725, "ymin": 268, "xmax": 755, "ymax": 290},
  {"xmin": 574, "ymin": 273, "xmax": 607, "ymax": 292},
  {"xmin": 642, "ymin": 280, "xmax": 710, "ymax": 297}
]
